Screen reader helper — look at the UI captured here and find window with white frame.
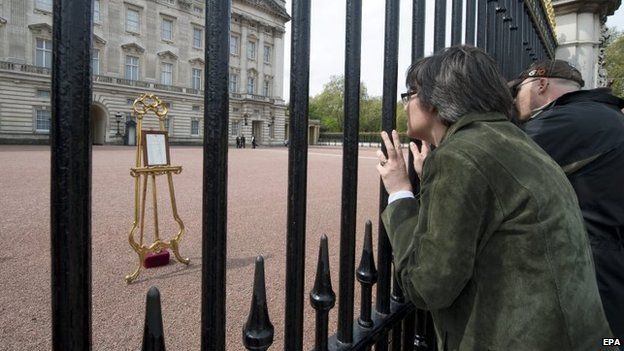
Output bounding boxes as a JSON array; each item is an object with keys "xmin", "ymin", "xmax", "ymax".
[
  {"xmin": 263, "ymin": 45, "xmax": 271, "ymax": 64},
  {"xmin": 263, "ymin": 80, "xmax": 271, "ymax": 97},
  {"xmin": 247, "ymin": 76, "xmax": 255, "ymax": 95},
  {"xmin": 126, "ymin": 8, "xmax": 140, "ymax": 33},
  {"xmin": 161, "ymin": 19, "xmax": 173, "ymax": 41},
  {"xmin": 37, "ymin": 90, "xmax": 50, "ymax": 98},
  {"xmin": 36, "ymin": 109, "xmax": 51, "ymax": 132},
  {"xmin": 125, "ymin": 55, "xmax": 139, "ymax": 80},
  {"xmin": 191, "ymin": 119, "xmax": 199, "ymax": 135},
  {"xmin": 35, "ymin": 0, "xmax": 52, "ymax": 12},
  {"xmin": 247, "ymin": 41, "xmax": 256, "ymax": 60},
  {"xmin": 193, "ymin": 27, "xmax": 202, "ymax": 48},
  {"xmin": 229, "ymin": 74, "xmax": 238, "ymax": 93},
  {"xmin": 193, "ymin": 6, "xmax": 203, "ymax": 14},
  {"xmin": 161, "ymin": 63, "xmax": 173, "ymax": 85},
  {"xmin": 91, "ymin": 49, "xmax": 100, "ymax": 75},
  {"xmin": 93, "ymin": 0, "xmax": 101, "ymax": 22},
  {"xmin": 230, "ymin": 35, "xmax": 239, "ymax": 55},
  {"xmin": 231, "ymin": 121, "xmax": 240, "ymax": 136},
  {"xmin": 192, "ymin": 68, "xmax": 202, "ymax": 90},
  {"xmin": 36, "ymin": 38, "xmax": 52, "ymax": 68}
]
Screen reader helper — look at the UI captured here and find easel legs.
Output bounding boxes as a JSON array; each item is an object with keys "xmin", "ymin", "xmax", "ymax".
[
  {"xmin": 171, "ymin": 239, "xmax": 190, "ymax": 265},
  {"xmin": 125, "ymin": 249, "xmax": 146, "ymax": 284}
]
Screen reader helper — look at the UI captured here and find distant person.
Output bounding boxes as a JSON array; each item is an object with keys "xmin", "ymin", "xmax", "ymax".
[
  {"xmin": 377, "ymin": 45, "xmax": 614, "ymax": 350},
  {"xmin": 251, "ymin": 135, "xmax": 257, "ymax": 149},
  {"xmin": 241, "ymin": 135, "xmax": 246, "ymax": 149},
  {"xmin": 236, "ymin": 136, "xmax": 241, "ymax": 148},
  {"xmin": 510, "ymin": 59, "xmax": 624, "ymax": 341}
]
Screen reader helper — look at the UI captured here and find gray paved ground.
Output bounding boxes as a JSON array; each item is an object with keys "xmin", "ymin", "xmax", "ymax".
[{"xmin": 0, "ymin": 144, "xmax": 386, "ymax": 350}]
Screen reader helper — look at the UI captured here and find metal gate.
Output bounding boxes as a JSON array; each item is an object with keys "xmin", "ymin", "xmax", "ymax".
[{"xmin": 49, "ymin": 0, "xmax": 556, "ymax": 350}]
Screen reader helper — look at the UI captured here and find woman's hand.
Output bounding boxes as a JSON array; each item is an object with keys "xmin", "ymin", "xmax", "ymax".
[
  {"xmin": 410, "ymin": 141, "xmax": 430, "ymax": 180},
  {"xmin": 376, "ymin": 130, "xmax": 412, "ymax": 194}
]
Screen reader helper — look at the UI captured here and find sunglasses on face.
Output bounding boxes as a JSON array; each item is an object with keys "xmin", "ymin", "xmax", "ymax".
[{"xmin": 400, "ymin": 91, "xmax": 418, "ymax": 106}]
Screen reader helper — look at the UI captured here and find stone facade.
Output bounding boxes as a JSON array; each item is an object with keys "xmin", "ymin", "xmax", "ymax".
[
  {"xmin": 0, "ymin": 0, "xmax": 290, "ymax": 145},
  {"xmin": 553, "ymin": 0, "xmax": 622, "ymax": 88}
]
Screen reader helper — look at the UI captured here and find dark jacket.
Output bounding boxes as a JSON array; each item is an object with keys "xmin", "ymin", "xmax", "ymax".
[
  {"xmin": 382, "ymin": 112, "xmax": 615, "ymax": 350},
  {"xmin": 523, "ymin": 89, "xmax": 624, "ymax": 339}
]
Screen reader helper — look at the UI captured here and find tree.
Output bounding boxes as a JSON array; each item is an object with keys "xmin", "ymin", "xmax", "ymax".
[
  {"xmin": 605, "ymin": 29, "xmax": 624, "ymax": 98},
  {"xmin": 310, "ymin": 75, "xmax": 408, "ymax": 133}
]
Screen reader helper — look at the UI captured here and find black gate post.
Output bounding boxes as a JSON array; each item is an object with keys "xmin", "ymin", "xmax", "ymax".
[
  {"xmin": 337, "ymin": 0, "xmax": 363, "ymax": 345},
  {"xmin": 285, "ymin": 0, "xmax": 312, "ymax": 348},
  {"xmin": 200, "ymin": 0, "xmax": 231, "ymax": 350},
  {"xmin": 50, "ymin": 0, "xmax": 93, "ymax": 349},
  {"xmin": 376, "ymin": 0, "xmax": 400, "ymax": 349}
]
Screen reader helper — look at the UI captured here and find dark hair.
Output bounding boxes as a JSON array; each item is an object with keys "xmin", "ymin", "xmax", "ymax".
[{"xmin": 405, "ymin": 45, "xmax": 513, "ymax": 124}]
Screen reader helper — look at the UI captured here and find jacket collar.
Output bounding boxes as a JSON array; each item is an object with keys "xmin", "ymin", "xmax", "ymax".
[{"xmin": 440, "ymin": 112, "xmax": 507, "ymax": 145}]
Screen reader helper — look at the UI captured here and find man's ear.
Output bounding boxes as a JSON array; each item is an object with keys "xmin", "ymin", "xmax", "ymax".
[{"xmin": 537, "ymin": 78, "xmax": 549, "ymax": 94}]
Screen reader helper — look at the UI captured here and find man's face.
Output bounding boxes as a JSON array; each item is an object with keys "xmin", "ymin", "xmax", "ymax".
[{"xmin": 513, "ymin": 78, "xmax": 540, "ymax": 121}]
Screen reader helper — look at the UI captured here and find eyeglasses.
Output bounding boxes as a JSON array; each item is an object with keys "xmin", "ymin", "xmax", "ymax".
[
  {"xmin": 511, "ymin": 78, "xmax": 539, "ymax": 98},
  {"xmin": 400, "ymin": 91, "xmax": 418, "ymax": 107}
]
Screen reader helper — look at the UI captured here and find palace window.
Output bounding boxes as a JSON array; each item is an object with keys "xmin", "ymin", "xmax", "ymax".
[
  {"xmin": 125, "ymin": 55, "xmax": 139, "ymax": 81},
  {"xmin": 192, "ymin": 68, "xmax": 202, "ymax": 90},
  {"xmin": 35, "ymin": 38, "xmax": 52, "ymax": 68},
  {"xmin": 35, "ymin": 0, "xmax": 52, "ymax": 12},
  {"xmin": 93, "ymin": 0, "xmax": 100, "ymax": 22},
  {"xmin": 247, "ymin": 41, "xmax": 256, "ymax": 60},
  {"xmin": 247, "ymin": 76, "xmax": 255, "ymax": 95},
  {"xmin": 231, "ymin": 121, "xmax": 240, "ymax": 136},
  {"xmin": 230, "ymin": 35, "xmax": 239, "ymax": 55},
  {"xmin": 263, "ymin": 80, "xmax": 271, "ymax": 97},
  {"xmin": 193, "ymin": 27, "xmax": 202, "ymax": 48},
  {"xmin": 263, "ymin": 45, "xmax": 271, "ymax": 64},
  {"xmin": 229, "ymin": 74, "xmax": 238, "ymax": 93},
  {"xmin": 161, "ymin": 63, "xmax": 173, "ymax": 85},
  {"xmin": 126, "ymin": 8, "xmax": 140, "ymax": 33},
  {"xmin": 91, "ymin": 49, "xmax": 100, "ymax": 75},
  {"xmin": 36, "ymin": 109, "xmax": 50, "ymax": 132},
  {"xmin": 161, "ymin": 19, "xmax": 173, "ymax": 41},
  {"xmin": 191, "ymin": 119, "xmax": 199, "ymax": 136}
]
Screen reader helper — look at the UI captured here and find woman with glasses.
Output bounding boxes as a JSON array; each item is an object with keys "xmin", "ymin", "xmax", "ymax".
[{"xmin": 376, "ymin": 46, "xmax": 614, "ymax": 350}]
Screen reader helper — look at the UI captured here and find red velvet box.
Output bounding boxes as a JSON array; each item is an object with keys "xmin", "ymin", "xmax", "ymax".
[{"xmin": 144, "ymin": 250, "xmax": 170, "ymax": 268}]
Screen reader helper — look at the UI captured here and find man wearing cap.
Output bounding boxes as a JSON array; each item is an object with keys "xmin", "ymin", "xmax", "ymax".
[{"xmin": 511, "ymin": 59, "xmax": 624, "ymax": 341}]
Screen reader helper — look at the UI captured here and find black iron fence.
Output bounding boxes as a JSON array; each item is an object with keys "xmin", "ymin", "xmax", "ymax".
[{"xmin": 49, "ymin": 0, "xmax": 555, "ymax": 350}]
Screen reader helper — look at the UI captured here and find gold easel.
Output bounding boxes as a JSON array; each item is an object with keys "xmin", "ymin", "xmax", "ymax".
[{"xmin": 125, "ymin": 93, "xmax": 190, "ymax": 283}]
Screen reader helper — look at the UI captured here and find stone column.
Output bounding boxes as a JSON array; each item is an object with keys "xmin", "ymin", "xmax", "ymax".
[
  {"xmin": 240, "ymin": 18, "xmax": 248, "ymax": 94},
  {"xmin": 552, "ymin": 0, "xmax": 621, "ymax": 88},
  {"xmin": 274, "ymin": 29, "xmax": 285, "ymax": 100}
]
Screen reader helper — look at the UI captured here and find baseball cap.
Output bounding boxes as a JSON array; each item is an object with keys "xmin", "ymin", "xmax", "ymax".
[{"xmin": 509, "ymin": 59, "xmax": 585, "ymax": 97}]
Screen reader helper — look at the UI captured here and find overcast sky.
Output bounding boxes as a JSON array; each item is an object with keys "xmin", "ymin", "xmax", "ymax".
[{"xmin": 281, "ymin": 0, "xmax": 624, "ymax": 100}]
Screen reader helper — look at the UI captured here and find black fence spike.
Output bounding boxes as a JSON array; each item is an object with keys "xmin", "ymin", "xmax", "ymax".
[
  {"xmin": 243, "ymin": 256, "xmax": 274, "ymax": 351},
  {"xmin": 310, "ymin": 235, "xmax": 336, "ymax": 351},
  {"xmin": 142, "ymin": 287, "xmax": 166, "ymax": 351},
  {"xmin": 357, "ymin": 220, "xmax": 377, "ymax": 328}
]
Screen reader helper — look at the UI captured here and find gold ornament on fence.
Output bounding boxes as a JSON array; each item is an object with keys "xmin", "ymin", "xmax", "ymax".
[{"xmin": 125, "ymin": 93, "xmax": 190, "ymax": 283}]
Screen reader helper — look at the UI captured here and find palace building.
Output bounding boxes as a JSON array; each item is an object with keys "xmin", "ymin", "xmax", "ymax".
[{"xmin": 0, "ymin": 0, "xmax": 304, "ymax": 145}]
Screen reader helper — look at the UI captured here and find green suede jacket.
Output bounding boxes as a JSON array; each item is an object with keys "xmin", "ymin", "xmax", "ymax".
[{"xmin": 382, "ymin": 112, "xmax": 615, "ymax": 350}]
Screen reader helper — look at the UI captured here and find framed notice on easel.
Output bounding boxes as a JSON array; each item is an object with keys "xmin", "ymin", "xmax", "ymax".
[{"xmin": 142, "ymin": 130, "xmax": 170, "ymax": 166}]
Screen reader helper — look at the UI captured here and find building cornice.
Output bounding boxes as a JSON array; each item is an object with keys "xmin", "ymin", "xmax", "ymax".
[
  {"xmin": 552, "ymin": 0, "xmax": 622, "ymax": 18},
  {"xmin": 28, "ymin": 23, "xmax": 53, "ymax": 34},
  {"xmin": 157, "ymin": 50, "xmax": 179, "ymax": 60},
  {"xmin": 237, "ymin": 0, "xmax": 290, "ymax": 22},
  {"xmin": 121, "ymin": 42, "xmax": 145, "ymax": 54}
]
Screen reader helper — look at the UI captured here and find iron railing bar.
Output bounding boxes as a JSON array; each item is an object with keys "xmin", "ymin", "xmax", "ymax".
[
  {"xmin": 337, "ymin": 0, "xmax": 363, "ymax": 344},
  {"xmin": 434, "ymin": 0, "xmax": 447, "ymax": 52},
  {"xmin": 451, "ymin": 0, "xmax": 463, "ymax": 45},
  {"xmin": 466, "ymin": 0, "xmax": 477, "ymax": 45},
  {"xmin": 285, "ymin": 0, "xmax": 312, "ymax": 348},
  {"xmin": 50, "ymin": 0, "xmax": 93, "ymax": 349},
  {"xmin": 376, "ymin": 0, "xmax": 400, "ymax": 349},
  {"xmin": 200, "ymin": 0, "xmax": 231, "ymax": 350}
]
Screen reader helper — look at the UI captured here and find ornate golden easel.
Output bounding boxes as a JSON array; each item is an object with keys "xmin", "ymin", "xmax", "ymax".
[{"xmin": 125, "ymin": 93, "xmax": 190, "ymax": 283}]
